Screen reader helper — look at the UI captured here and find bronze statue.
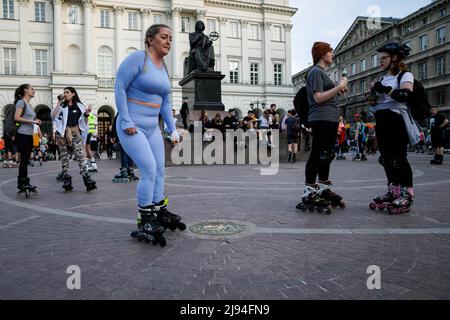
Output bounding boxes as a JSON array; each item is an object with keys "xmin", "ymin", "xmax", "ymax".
[{"xmin": 185, "ymin": 21, "xmax": 217, "ymax": 74}]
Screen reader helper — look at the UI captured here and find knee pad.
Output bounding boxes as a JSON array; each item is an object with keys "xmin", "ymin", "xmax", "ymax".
[
  {"xmin": 386, "ymin": 157, "xmax": 407, "ymax": 170},
  {"xmin": 319, "ymin": 150, "xmax": 335, "ymax": 165}
]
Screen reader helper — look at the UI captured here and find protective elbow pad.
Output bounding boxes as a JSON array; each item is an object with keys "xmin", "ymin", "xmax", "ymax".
[{"xmin": 391, "ymin": 89, "xmax": 412, "ymax": 103}]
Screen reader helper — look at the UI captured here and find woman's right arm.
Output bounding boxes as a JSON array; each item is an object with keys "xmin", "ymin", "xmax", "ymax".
[
  {"xmin": 51, "ymin": 99, "xmax": 63, "ymax": 119},
  {"xmin": 114, "ymin": 51, "xmax": 142, "ymax": 132}
]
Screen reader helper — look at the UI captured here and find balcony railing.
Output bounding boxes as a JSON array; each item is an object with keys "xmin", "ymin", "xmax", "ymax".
[{"xmin": 98, "ymin": 78, "xmax": 115, "ymax": 88}]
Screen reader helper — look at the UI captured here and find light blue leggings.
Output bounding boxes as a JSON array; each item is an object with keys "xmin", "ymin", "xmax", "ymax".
[{"xmin": 117, "ymin": 102, "xmax": 165, "ymax": 207}]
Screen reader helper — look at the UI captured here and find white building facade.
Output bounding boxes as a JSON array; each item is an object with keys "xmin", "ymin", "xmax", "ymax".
[{"xmin": 0, "ymin": 0, "xmax": 297, "ymax": 136}]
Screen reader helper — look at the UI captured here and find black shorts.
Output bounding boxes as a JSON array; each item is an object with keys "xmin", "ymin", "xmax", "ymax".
[
  {"xmin": 431, "ymin": 128, "xmax": 444, "ymax": 148},
  {"xmin": 287, "ymin": 135, "xmax": 299, "ymax": 144},
  {"xmin": 86, "ymin": 133, "xmax": 92, "ymax": 145}
]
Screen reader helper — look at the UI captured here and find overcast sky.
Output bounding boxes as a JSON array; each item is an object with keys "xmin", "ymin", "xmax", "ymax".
[{"xmin": 290, "ymin": 0, "xmax": 432, "ymax": 75}]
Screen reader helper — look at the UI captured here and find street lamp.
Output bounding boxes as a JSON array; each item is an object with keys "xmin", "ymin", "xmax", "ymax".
[{"xmin": 250, "ymin": 99, "xmax": 265, "ymax": 114}]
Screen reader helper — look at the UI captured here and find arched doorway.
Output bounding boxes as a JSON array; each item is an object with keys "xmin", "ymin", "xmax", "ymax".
[
  {"xmin": 97, "ymin": 106, "xmax": 115, "ymax": 144},
  {"xmin": 35, "ymin": 105, "xmax": 52, "ymax": 136}
]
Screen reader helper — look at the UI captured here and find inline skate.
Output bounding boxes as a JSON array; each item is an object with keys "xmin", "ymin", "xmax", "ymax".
[
  {"xmin": 127, "ymin": 167, "xmax": 139, "ymax": 181},
  {"xmin": 369, "ymin": 183, "xmax": 401, "ymax": 211},
  {"xmin": 317, "ymin": 181, "xmax": 345, "ymax": 209},
  {"xmin": 17, "ymin": 177, "xmax": 38, "ymax": 199},
  {"xmin": 83, "ymin": 175, "xmax": 97, "ymax": 192},
  {"xmin": 154, "ymin": 197, "xmax": 186, "ymax": 231},
  {"xmin": 130, "ymin": 205, "xmax": 166, "ymax": 247},
  {"xmin": 62, "ymin": 174, "xmax": 73, "ymax": 192},
  {"xmin": 112, "ymin": 168, "xmax": 129, "ymax": 183},
  {"xmin": 296, "ymin": 185, "xmax": 331, "ymax": 214},
  {"xmin": 388, "ymin": 187, "xmax": 414, "ymax": 215}
]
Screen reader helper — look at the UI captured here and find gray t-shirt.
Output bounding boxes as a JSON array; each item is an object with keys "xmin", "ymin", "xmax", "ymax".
[
  {"xmin": 15, "ymin": 100, "xmax": 36, "ymax": 135},
  {"xmin": 307, "ymin": 65, "xmax": 339, "ymax": 123}
]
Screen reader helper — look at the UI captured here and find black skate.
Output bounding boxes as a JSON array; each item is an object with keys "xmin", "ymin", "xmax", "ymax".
[
  {"xmin": 154, "ymin": 197, "xmax": 186, "ymax": 231},
  {"xmin": 318, "ymin": 181, "xmax": 345, "ymax": 209},
  {"xmin": 112, "ymin": 168, "xmax": 129, "ymax": 183},
  {"xmin": 369, "ymin": 184, "xmax": 401, "ymax": 212},
  {"xmin": 360, "ymin": 154, "xmax": 367, "ymax": 161},
  {"xmin": 352, "ymin": 154, "xmax": 361, "ymax": 161},
  {"xmin": 430, "ymin": 155, "xmax": 443, "ymax": 165},
  {"xmin": 131, "ymin": 205, "xmax": 166, "ymax": 247},
  {"xmin": 296, "ymin": 185, "xmax": 331, "ymax": 214},
  {"xmin": 83, "ymin": 175, "xmax": 97, "ymax": 192},
  {"xmin": 127, "ymin": 168, "xmax": 139, "ymax": 181},
  {"xmin": 388, "ymin": 188, "xmax": 413, "ymax": 215},
  {"xmin": 62, "ymin": 174, "xmax": 73, "ymax": 192},
  {"xmin": 16, "ymin": 177, "xmax": 38, "ymax": 199},
  {"xmin": 292, "ymin": 153, "xmax": 297, "ymax": 163},
  {"xmin": 336, "ymin": 155, "xmax": 346, "ymax": 160}
]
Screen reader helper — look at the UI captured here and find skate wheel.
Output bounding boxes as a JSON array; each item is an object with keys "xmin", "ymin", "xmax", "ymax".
[
  {"xmin": 339, "ymin": 202, "xmax": 346, "ymax": 209},
  {"xmin": 178, "ymin": 222, "xmax": 186, "ymax": 231},
  {"xmin": 159, "ymin": 238, "xmax": 166, "ymax": 247},
  {"xmin": 130, "ymin": 231, "xmax": 138, "ymax": 238},
  {"xmin": 369, "ymin": 203, "xmax": 377, "ymax": 210},
  {"xmin": 25, "ymin": 189, "xmax": 30, "ymax": 199}
]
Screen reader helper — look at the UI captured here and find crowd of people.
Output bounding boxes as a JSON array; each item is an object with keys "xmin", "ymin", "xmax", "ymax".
[{"xmin": 1, "ymin": 20, "xmax": 449, "ymax": 247}]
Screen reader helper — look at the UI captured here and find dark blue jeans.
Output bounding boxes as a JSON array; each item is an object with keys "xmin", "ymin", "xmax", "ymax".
[{"xmin": 119, "ymin": 144, "xmax": 134, "ymax": 168}]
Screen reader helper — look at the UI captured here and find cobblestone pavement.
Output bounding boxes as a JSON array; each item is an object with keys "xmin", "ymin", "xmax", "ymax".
[{"xmin": 0, "ymin": 153, "xmax": 449, "ymax": 299}]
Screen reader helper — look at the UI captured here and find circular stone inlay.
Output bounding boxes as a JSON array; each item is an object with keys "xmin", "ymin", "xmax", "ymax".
[{"xmin": 188, "ymin": 220, "xmax": 257, "ymax": 240}]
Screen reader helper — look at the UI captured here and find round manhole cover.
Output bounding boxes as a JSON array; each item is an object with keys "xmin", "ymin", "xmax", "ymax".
[{"xmin": 188, "ymin": 220, "xmax": 257, "ymax": 240}]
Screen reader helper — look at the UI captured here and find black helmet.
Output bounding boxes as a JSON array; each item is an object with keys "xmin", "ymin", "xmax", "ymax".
[{"xmin": 377, "ymin": 42, "xmax": 411, "ymax": 59}]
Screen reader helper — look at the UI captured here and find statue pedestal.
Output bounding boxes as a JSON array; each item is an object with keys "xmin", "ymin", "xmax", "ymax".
[{"xmin": 179, "ymin": 70, "xmax": 225, "ymax": 111}]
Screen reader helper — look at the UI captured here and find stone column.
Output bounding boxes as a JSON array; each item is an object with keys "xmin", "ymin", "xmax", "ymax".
[
  {"xmin": 18, "ymin": 0, "xmax": 32, "ymax": 74},
  {"xmin": 140, "ymin": 8, "xmax": 152, "ymax": 49},
  {"xmin": 284, "ymin": 23, "xmax": 293, "ymax": 85},
  {"xmin": 52, "ymin": 0, "xmax": 63, "ymax": 72},
  {"xmin": 219, "ymin": 17, "xmax": 228, "ymax": 79},
  {"xmin": 114, "ymin": 6, "xmax": 125, "ymax": 71},
  {"xmin": 170, "ymin": 7, "xmax": 182, "ymax": 78},
  {"xmin": 241, "ymin": 19, "xmax": 249, "ymax": 83},
  {"xmin": 263, "ymin": 22, "xmax": 272, "ymax": 85},
  {"xmin": 82, "ymin": 0, "xmax": 94, "ymax": 74}
]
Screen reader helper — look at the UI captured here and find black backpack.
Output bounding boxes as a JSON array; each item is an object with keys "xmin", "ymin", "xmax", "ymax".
[
  {"xmin": 396, "ymin": 71, "xmax": 431, "ymax": 121},
  {"xmin": 3, "ymin": 103, "xmax": 25, "ymax": 135},
  {"xmin": 293, "ymin": 86, "xmax": 310, "ymax": 126}
]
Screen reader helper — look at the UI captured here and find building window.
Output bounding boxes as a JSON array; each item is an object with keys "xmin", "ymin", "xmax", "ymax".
[
  {"xmin": 418, "ymin": 62, "xmax": 427, "ymax": 80},
  {"xmin": 422, "ymin": 17, "xmax": 427, "ymax": 26},
  {"xmin": 360, "ymin": 80, "xmax": 367, "ymax": 93},
  {"xmin": 35, "ymin": 49, "xmax": 48, "ymax": 76},
  {"xmin": 126, "ymin": 47, "xmax": 137, "ymax": 56},
  {"xmin": 230, "ymin": 21, "xmax": 239, "ymax": 38},
  {"xmin": 249, "ymin": 23, "xmax": 259, "ymax": 40},
  {"xmin": 3, "ymin": 48, "xmax": 16, "ymax": 75},
  {"xmin": 436, "ymin": 56, "xmax": 445, "ymax": 76},
  {"xmin": 437, "ymin": 90, "xmax": 446, "ymax": 105},
  {"xmin": 100, "ymin": 10, "xmax": 110, "ymax": 28},
  {"xmin": 250, "ymin": 63, "xmax": 259, "ymax": 85},
  {"xmin": 273, "ymin": 25, "xmax": 282, "ymax": 41},
  {"xmin": 181, "ymin": 16, "xmax": 190, "ymax": 33},
  {"xmin": 350, "ymin": 83, "xmax": 356, "ymax": 95},
  {"xmin": 68, "ymin": 6, "xmax": 79, "ymax": 24},
  {"xmin": 207, "ymin": 18, "xmax": 216, "ymax": 33},
  {"xmin": 35, "ymin": 2, "xmax": 45, "ymax": 22},
  {"xmin": 439, "ymin": 8, "xmax": 447, "ymax": 17},
  {"xmin": 371, "ymin": 54, "xmax": 378, "ymax": 68},
  {"xmin": 153, "ymin": 14, "xmax": 162, "ymax": 24},
  {"xmin": 351, "ymin": 63, "xmax": 356, "ymax": 75},
  {"xmin": 128, "ymin": 12, "xmax": 138, "ymax": 30},
  {"xmin": 2, "ymin": 0, "xmax": 14, "ymax": 19},
  {"xmin": 419, "ymin": 34, "xmax": 428, "ymax": 51},
  {"xmin": 97, "ymin": 46, "xmax": 114, "ymax": 78},
  {"xmin": 437, "ymin": 27, "xmax": 446, "ymax": 45},
  {"xmin": 229, "ymin": 61, "xmax": 239, "ymax": 84},
  {"xmin": 274, "ymin": 63, "xmax": 282, "ymax": 85},
  {"xmin": 342, "ymin": 67, "xmax": 348, "ymax": 77},
  {"xmin": 360, "ymin": 59, "xmax": 366, "ymax": 72},
  {"xmin": 403, "ymin": 25, "xmax": 411, "ymax": 34}
]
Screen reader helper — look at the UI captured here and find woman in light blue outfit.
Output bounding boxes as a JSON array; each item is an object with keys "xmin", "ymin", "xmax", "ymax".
[{"xmin": 115, "ymin": 24, "xmax": 185, "ymax": 246}]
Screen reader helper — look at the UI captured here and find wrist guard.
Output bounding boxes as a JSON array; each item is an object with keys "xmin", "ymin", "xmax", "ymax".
[{"xmin": 391, "ymin": 89, "xmax": 412, "ymax": 103}]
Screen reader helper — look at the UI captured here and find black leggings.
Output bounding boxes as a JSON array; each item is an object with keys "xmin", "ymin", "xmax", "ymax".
[
  {"xmin": 375, "ymin": 109, "xmax": 413, "ymax": 187},
  {"xmin": 305, "ymin": 121, "xmax": 338, "ymax": 185},
  {"xmin": 15, "ymin": 132, "xmax": 33, "ymax": 179}
]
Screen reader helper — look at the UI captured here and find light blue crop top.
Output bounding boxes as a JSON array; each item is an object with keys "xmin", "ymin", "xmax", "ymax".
[{"xmin": 114, "ymin": 50, "xmax": 175, "ymax": 133}]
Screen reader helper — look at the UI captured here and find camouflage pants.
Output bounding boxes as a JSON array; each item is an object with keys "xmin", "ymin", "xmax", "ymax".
[{"xmin": 56, "ymin": 126, "xmax": 90, "ymax": 177}]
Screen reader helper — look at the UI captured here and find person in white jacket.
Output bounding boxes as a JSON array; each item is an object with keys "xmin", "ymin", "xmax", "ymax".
[{"xmin": 51, "ymin": 87, "xmax": 96, "ymax": 192}]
